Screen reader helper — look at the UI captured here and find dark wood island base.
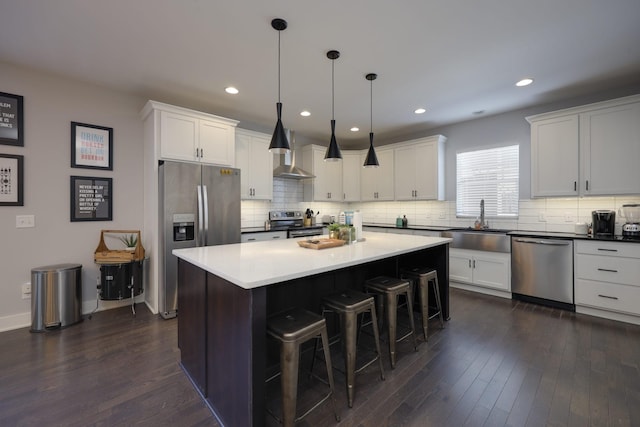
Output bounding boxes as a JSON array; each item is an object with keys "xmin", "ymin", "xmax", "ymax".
[{"xmin": 176, "ymin": 238, "xmax": 449, "ymax": 426}]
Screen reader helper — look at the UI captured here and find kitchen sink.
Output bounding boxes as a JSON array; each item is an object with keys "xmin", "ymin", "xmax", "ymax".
[
  {"xmin": 459, "ymin": 227, "xmax": 513, "ymax": 233},
  {"xmin": 442, "ymin": 230, "xmax": 511, "ymax": 253}
]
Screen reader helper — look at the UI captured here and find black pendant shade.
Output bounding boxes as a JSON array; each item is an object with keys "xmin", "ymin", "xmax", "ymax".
[
  {"xmin": 364, "ymin": 132, "xmax": 379, "ymax": 167},
  {"xmin": 363, "ymin": 72, "xmax": 380, "ymax": 167},
  {"xmin": 324, "ymin": 50, "xmax": 342, "ymax": 161},
  {"xmin": 270, "ymin": 102, "xmax": 290, "ymax": 154},
  {"xmin": 325, "ymin": 119, "xmax": 342, "ymax": 161},
  {"xmin": 269, "ymin": 18, "xmax": 290, "ymax": 154}
]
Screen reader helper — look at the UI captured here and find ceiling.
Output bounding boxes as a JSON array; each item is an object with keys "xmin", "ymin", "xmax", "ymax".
[{"xmin": 2, "ymin": 0, "xmax": 640, "ymax": 148}]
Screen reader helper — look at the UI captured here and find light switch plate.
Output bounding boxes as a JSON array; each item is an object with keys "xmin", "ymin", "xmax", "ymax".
[{"xmin": 16, "ymin": 215, "xmax": 35, "ymax": 228}]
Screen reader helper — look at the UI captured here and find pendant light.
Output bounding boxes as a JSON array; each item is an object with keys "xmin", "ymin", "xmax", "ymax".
[
  {"xmin": 268, "ymin": 18, "xmax": 290, "ymax": 154},
  {"xmin": 324, "ymin": 50, "xmax": 342, "ymax": 161},
  {"xmin": 363, "ymin": 73, "xmax": 380, "ymax": 167}
]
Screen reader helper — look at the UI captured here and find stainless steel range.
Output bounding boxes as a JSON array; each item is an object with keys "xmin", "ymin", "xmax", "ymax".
[{"xmin": 268, "ymin": 210, "xmax": 324, "ymax": 238}]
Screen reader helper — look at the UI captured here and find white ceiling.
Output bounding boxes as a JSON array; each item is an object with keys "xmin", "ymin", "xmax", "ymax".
[{"xmin": 1, "ymin": 0, "xmax": 640, "ymax": 148}]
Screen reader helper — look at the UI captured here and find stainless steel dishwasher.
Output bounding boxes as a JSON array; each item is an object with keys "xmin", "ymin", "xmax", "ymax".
[{"xmin": 511, "ymin": 236, "xmax": 574, "ymax": 310}]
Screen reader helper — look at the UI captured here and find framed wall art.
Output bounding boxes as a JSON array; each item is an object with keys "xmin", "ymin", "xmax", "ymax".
[
  {"xmin": 0, "ymin": 91, "xmax": 24, "ymax": 147},
  {"xmin": 71, "ymin": 122, "xmax": 113, "ymax": 170},
  {"xmin": 0, "ymin": 153, "xmax": 24, "ymax": 206},
  {"xmin": 70, "ymin": 175, "xmax": 112, "ymax": 221}
]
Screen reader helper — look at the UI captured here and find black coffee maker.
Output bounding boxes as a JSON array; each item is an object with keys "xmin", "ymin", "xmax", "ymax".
[{"xmin": 592, "ymin": 210, "xmax": 616, "ymax": 236}]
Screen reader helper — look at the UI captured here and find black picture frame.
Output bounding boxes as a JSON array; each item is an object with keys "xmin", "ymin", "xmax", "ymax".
[
  {"xmin": 0, "ymin": 92, "xmax": 24, "ymax": 147},
  {"xmin": 0, "ymin": 153, "xmax": 24, "ymax": 206},
  {"xmin": 70, "ymin": 176, "xmax": 113, "ymax": 222},
  {"xmin": 70, "ymin": 122, "xmax": 113, "ymax": 170}
]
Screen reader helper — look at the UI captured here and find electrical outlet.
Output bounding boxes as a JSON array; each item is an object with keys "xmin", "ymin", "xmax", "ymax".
[
  {"xmin": 538, "ymin": 212, "xmax": 546, "ymax": 222},
  {"xmin": 16, "ymin": 215, "xmax": 35, "ymax": 228},
  {"xmin": 21, "ymin": 283, "xmax": 31, "ymax": 299}
]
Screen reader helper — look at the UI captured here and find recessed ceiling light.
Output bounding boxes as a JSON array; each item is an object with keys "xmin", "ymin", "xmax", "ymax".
[
  {"xmin": 515, "ymin": 78, "xmax": 533, "ymax": 87},
  {"xmin": 300, "ymin": 110, "xmax": 311, "ymax": 117},
  {"xmin": 225, "ymin": 86, "xmax": 239, "ymax": 94},
  {"xmin": 414, "ymin": 108, "xmax": 426, "ymax": 114},
  {"xmin": 350, "ymin": 127, "xmax": 359, "ymax": 132}
]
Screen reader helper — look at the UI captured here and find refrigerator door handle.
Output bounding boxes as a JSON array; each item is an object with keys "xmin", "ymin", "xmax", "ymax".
[
  {"xmin": 202, "ymin": 185, "xmax": 209, "ymax": 246},
  {"xmin": 197, "ymin": 184, "xmax": 204, "ymax": 246}
]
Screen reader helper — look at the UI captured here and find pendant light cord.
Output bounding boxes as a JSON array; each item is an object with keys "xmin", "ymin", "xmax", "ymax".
[
  {"xmin": 370, "ymin": 78, "xmax": 373, "ymax": 133},
  {"xmin": 277, "ymin": 30, "xmax": 281, "ymax": 103},
  {"xmin": 331, "ymin": 59, "xmax": 335, "ymax": 119}
]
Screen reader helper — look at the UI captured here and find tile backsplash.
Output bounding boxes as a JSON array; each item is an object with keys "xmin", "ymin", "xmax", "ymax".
[{"xmin": 241, "ymin": 178, "xmax": 639, "ymax": 234}]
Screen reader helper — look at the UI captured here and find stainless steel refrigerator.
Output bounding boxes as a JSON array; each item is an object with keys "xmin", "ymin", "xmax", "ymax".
[{"xmin": 158, "ymin": 160, "xmax": 241, "ymax": 319}]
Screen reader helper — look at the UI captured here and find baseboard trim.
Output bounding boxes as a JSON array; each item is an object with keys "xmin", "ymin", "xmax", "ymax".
[
  {"xmin": 450, "ymin": 282, "xmax": 512, "ymax": 299},
  {"xmin": 576, "ymin": 305, "xmax": 640, "ymax": 326}
]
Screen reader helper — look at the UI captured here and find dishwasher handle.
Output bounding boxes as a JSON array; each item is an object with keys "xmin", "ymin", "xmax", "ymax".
[{"xmin": 513, "ymin": 238, "xmax": 572, "ymax": 246}]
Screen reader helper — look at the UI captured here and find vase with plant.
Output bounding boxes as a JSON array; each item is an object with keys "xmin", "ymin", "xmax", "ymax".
[
  {"xmin": 328, "ymin": 223, "xmax": 341, "ymax": 240},
  {"xmin": 120, "ymin": 233, "xmax": 138, "ymax": 251}
]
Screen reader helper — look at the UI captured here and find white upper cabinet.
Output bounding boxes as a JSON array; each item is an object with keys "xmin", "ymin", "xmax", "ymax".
[
  {"xmin": 143, "ymin": 101, "xmax": 238, "ymax": 166},
  {"xmin": 528, "ymin": 95, "xmax": 640, "ymax": 197},
  {"xmin": 530, "ymin": 115, "xmax": 580, "ymax": 197},
  {"xmin": 342, "ymin": 151, "xmax": 363, "ymax": 201},
  {"xmin": 394, "ymin": 135, "xmax": 446, "ymax": 201},
  {"xmin": 579, "ymin": 101, "xmax": 640, "ymax": 195},
  {"xmin": 361, "ymin": 147, "xmax": 394, "ymax": 201},
  {"xmin": 235, "ymin": 129, "xmax": 273, "ymax": 200},
  {"xmin": 302, "ymin": 144, "xmax": 343, "ymax": 202}
]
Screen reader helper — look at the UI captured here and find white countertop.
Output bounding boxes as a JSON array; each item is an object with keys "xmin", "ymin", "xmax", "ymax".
[{"xmin": 173, "ymin": 231, "xmax": 451, "ymax": 290}]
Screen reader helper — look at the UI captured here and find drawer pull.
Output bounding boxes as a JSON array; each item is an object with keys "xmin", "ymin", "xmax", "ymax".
[
  {"xmin": 598, "ymin": 294, "xmax": 619, "ymax": 300},
  {"xmin": 597, "ymin": 268, "xmax": 618, "ymax": 273},
  {"xmin": 597, "ymin": 248, "xmax": 618, "ymax": 252}
]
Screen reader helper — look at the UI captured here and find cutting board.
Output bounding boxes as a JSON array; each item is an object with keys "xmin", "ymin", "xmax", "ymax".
[{"xmin": 297, "ymin": 238, "xmax": 346, "ymax": 250}]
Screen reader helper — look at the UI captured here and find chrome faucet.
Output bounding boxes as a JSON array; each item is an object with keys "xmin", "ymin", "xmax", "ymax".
[{"xmin": 480, "ymin": 199, "xmax": 486, "ymax": 229}]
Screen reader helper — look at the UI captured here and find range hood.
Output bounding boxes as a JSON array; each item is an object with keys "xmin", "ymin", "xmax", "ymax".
[{"xmin": 272, "ymin": 130, "xmax": 315, "ymax": 179}]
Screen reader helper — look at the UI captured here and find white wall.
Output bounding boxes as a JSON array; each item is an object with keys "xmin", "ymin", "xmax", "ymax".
[{"xmin": 0, "ymin": 62, "xmax": 145, "ymax": 331}]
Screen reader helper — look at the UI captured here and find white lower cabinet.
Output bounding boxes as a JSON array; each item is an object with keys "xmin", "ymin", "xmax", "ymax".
[
  {"xmin": 575, "ymin": 240, "xmax": 640, "ymax": 324},
  {"xmin": 241, "ymin": 231, "xmax": 287, "ymax": 243},
  {"xmin": 449, "ymin": 248, "xmax": 511, "ymax": 294}
]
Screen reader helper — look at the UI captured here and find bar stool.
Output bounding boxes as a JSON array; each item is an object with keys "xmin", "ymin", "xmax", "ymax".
[
  {"xmin": 267, "ymin": 307, "xmax": 340, "ymax": 426},
  {"xmin": 319, "ymin": 289, "xmax": 386, "ymax": 407},
  {"xmin": 400, "ymin": 266, "xmax": 445, "ymax": 341},
  {"xmin": 364, "ymin": 276, "xmax": 418, "ymax": 369}
]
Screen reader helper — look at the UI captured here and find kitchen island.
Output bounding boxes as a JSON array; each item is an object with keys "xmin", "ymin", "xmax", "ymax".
[{"xmin": 173, "ymin": 231, "xmax": 451, "ymax": 427}]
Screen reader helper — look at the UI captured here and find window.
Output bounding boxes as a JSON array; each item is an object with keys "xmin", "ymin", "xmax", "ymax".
[{"xmin": 456, "ymin": 145, "xmax": 519, "ymax": 218}]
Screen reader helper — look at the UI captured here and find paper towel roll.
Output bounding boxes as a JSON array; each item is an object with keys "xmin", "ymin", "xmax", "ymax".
[{"xmin": 353, "ymin": 211, "xmax": 363, "ymax": 242}]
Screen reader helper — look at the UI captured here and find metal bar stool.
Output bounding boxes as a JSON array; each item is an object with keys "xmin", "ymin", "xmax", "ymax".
[
  {"xmin": 319, "ymin": 289, "xmax": 385, "ymax": 407},
  {"xmin": 364, "ymin": 276, "xmax": 418, "ymax": 369},
  {"xmin": 267, "ymin": 307, "xmax": 340, "ymax": 426},
  {"xmin": 400, "ymin": 266, "xmax": 445, "ymax": 341}
]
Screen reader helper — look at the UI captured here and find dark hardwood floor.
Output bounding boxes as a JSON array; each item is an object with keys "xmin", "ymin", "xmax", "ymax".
[{"xmin": 1, "ymin": 289, "xmax": 639, "ymax": 427}]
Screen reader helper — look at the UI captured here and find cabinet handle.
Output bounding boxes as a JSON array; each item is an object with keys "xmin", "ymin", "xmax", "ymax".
[
  {"xmin": 597, "ymin": 248, "xmax": 618, "ymax": 252},
  {"xmin": 585, "ymin": 180, "xmax": 589, "ymax": 191},
  {"xmin": 468, "ymin": 260, "xmax": 471, "ymax": 268},
  {"xmin": 247, "ymin": 238, "xmax": 256, "ymax": 241},
  {"xmin": 597, "ymin": 268, "xmax": 618, "ymax": 273},
  {"xmin": 273, "ymin": 236, "xmax": 281, "ymax": 239},
  {"xmin": 573, "ymin": 181, "xmax": 577, "ymax": 191},
  {"xmin": 598, "ymin": 294, "xmax": 618, "ymax": 300},
  {"xmin": 473, "ymin": 260, "xmax": 476, "ymax": 268}
]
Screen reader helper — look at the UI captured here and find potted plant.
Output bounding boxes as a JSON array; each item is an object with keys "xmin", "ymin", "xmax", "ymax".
[
  {"xmin": 328, "ymin": 223, "xmax": 341, "ymax": 240},
  {"xmin": 120, "ymin": 233, "xmax": 138, "ymax": 251}
]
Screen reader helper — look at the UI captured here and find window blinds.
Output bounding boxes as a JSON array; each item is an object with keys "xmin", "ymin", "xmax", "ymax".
[{"xmin": 456, "ymin": 145, "xmax": 519, "ymax": 218}]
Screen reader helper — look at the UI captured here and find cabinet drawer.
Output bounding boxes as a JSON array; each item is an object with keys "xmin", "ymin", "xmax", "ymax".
[
  {"xmin": 575, "ymin": 253, "xmax": 640, "ymax": 287},
  {"xmin": 575, "ymin": 279, "xmax": 640, "ymax": 316},
  {"xmin": 575, "ymin": 240, "xmax": 640, "ymax": 258}
]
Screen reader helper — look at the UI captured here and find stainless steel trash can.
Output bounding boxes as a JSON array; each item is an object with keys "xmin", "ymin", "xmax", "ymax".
[{"xmin": 31, "ymin": 263, "xmax": 82, "ymax": 332}]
